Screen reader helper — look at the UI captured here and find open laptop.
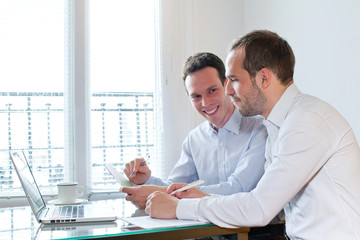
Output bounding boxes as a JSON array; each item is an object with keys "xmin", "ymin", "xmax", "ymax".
[{"xmin": 10, "ymin": 151, "xmax": 117, "ymax": 224}]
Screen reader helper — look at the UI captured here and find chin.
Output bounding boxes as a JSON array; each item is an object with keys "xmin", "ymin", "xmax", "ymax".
[
  {"xmin": 238, "ymin": 108, "xmax": 250, "ymax": 116},
  {"xmin": 234, "ymin": 103, "xmax": 243, "ymax": 110}
]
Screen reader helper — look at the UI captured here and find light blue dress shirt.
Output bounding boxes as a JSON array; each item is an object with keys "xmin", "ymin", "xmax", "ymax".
[{"xmin": 146, "ymin": 109, "xmax": 267, "ymax": 195}]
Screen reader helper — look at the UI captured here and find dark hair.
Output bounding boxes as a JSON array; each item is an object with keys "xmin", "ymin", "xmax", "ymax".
[
  {"xmin": 230, "ymin": 30, "xmax": 295, "ymax": 85},
  {"xmin": 183, "ymin": 52, "xmax": 226, "ymax": 85}
]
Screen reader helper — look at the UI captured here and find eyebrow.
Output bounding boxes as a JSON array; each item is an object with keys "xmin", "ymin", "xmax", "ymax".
[
  {"xmin": 207, "ymin": 84, "xmax": 218, "ymax": 90},
  {"xmin": 189, "ymin": 84, "xmax": 219, "ymax": 98}
]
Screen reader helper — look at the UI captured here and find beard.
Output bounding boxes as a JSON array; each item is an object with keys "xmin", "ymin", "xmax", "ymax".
[{"xmin": 236, "ymin": 82, "xmax": 266, "ymax": 117}]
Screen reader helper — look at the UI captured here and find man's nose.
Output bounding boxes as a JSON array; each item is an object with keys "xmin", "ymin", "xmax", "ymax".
[
  {"xmin": 225, "ymin": 79, "xmax": 233, "ymax": 96},
  {"xmin": 202, "ymin": 96, "xmax": 211, "ymax": 107}
]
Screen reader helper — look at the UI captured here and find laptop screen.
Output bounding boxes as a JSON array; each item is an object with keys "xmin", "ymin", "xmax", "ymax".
[{"xmin": 10, "ymin": 151, "xmax": 46, "ymax": 220}]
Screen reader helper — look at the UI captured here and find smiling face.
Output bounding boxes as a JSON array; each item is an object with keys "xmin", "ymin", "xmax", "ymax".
[
  {"xmin": 185, "ymin": 66, "xmax": 234, "ymax": 131},
  {"xmin": 225, "ymin": 48, "xmax": 267, "ymax": 117}
]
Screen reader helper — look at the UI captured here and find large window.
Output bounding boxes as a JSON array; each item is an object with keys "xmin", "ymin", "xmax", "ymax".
[
  {"xmin": 88, "ymin": 0, "xmax": 163, "ymax": 191},
  {"xmin": 0, "ymin": 0, "xmax": 163, "ymax": 199},
  {"xmin": 0, "ymin": 0, "xmax": 66, "ymax": 195}
]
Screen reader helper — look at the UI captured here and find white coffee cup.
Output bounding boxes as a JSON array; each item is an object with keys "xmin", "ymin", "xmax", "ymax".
[{"xmin": 57, "ymin": 182, "xmax": 84, "ymax": 204}]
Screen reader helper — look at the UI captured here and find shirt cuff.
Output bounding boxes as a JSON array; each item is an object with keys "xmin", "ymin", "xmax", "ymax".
[
  {"xmin": 144, "ymin": 176, "xmax": 155, "ymax": 185},
  {"xmin": 176, "ymin": 198, "xmax": 201, "ymax": 220}
]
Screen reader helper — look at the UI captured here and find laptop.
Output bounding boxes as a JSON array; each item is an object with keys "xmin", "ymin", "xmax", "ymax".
[{"xmin": 10, "ymin": 151, "xmax": 117, "ymax": 224}]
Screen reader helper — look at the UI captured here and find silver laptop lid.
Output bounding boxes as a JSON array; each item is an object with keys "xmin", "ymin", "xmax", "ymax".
[{"xmin": 10, "ymin": 151, "xmax": 47, "ymax": 223}]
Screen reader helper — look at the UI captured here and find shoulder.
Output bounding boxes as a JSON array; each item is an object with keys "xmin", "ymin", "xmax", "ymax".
[
  {"xmin": 186, "ymin": 120, "xmax": 211, "ymax": 139},
  {"xmin": 288, "ymin": 93, "xmax": 346, "ymax": 127},
  {"xmin": 282, "ymin": 94, "xmax": 349, "ymax": 142}
]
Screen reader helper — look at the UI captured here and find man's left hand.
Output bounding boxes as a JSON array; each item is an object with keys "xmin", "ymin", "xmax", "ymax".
[{"xmin": 145, "ymin": 191, "xmax": 179, "ymax": 219}]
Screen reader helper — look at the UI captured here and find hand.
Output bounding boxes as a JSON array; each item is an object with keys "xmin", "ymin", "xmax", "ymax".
[
  {"xmin": 145, "ymin": 191, "xmax": 179, "ymax": 219},
  {"xmin": 167, "ymin": 183, "xmax": 210, "ymax": 199},
  {"xmin": 121, "ymin": 185, "xmax": 167, "ymax": 209},
  {"xmin": 123, "ymin": 157, "xmax": 151, "ymax": 184}
]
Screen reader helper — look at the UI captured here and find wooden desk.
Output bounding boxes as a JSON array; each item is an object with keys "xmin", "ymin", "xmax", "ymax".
[{"xmin": 0, "ymin": 199, "xmax": 249, "ymax": 240}]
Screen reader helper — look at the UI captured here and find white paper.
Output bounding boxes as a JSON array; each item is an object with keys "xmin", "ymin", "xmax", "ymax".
[
  {"xmin": 122, "ymin": 216, "xmax": 209, "ymax": 229},
  {"xmin": 105, "ymin": 164, "xmax": 134, "ymax": 187}
]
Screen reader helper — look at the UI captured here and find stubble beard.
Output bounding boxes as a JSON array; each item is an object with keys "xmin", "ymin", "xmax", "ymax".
[{"xmin": 238, "ymin": 83, "xmax": 266, "ymax": 117}]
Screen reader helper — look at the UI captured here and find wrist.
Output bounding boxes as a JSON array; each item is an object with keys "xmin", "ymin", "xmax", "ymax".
[{"xmin": 159, "ymin": 186, "xmax": 168, "ymax": 192}]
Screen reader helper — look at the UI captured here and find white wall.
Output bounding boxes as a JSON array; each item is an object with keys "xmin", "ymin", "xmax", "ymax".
[
  {"xmin": 161, "ymin": 0, "xmax": 360, "ymax": 177},
  {"xmin": 160, "ymin": 0, "xmax": 243, "ymax": 176},
  {"xmin": 242, "ymin": 0, "xmax": 360, "ymax": 142}
]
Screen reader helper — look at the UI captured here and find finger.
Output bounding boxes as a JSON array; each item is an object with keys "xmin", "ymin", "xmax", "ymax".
[
  {"xmin": 134, "ymin": 158, "xmax": 145, "ymax": 172},
  {"xmin": 124, "ymin": 162, "xmax": 131, "ymax": 172},
  {"xmin": 128, "ymin": 158, "xmax": 141, "ymax": 176},
  {"xmin": 125, "ymin": 194, "xmax": 133, "ymax": 201},
  {"xmin": 130, "ymin": 160, "xmax": 136, "ymax": 173},
  {"xmin": 167, "ymin": 183, "xmax": 188, "ymax": 194},
  {"xmin": 123, "ymin": 168, "xmax": 130, "ymax": 177},
  {"xmin": 147, "ymin": 191, "xmax": 155, "ymax": 201},
  {"xmin": 121, "ymin": 186, "xmax": 134, "ymax": 194},
  {"xmin": 138, "ymin": 164, "xmax": 149, "ymax": 173},
  {"xmin": 174, "ymin": 191, "xmax": 183, "ymax": 199},
  {"xmin": 147, "ymin": 190, "xmax": 162, "ymax": 201},
  {"xmin": 145, "ymin": 204, "xmax": 150, "ymax": 215},
  {"xmin": 124, "ymin": 161, "xmax": 135, "ymax": 177}
]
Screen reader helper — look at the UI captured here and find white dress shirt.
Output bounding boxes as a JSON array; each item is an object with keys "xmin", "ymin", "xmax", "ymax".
[
  {"xmin": 146, "ymin": 109, "xmax": 267, "ymax": 195},
  {"xmin": 176, "ymin": 84, "xmax": 360, "ymax": 239}
]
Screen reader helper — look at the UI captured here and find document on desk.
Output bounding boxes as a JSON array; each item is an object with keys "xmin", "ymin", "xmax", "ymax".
[{"xmin": 122, "ymin": 216, "xmax": 210, "ymax": 229}]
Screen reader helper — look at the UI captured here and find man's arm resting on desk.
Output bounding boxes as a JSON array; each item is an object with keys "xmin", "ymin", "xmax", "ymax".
[
  {"xmin": 145, "ymin": 184, "xmax": 210, "ymax": 219},
  {"xmin": 122, "ymin": 185, "xmax": 167, "ymax": 209}
]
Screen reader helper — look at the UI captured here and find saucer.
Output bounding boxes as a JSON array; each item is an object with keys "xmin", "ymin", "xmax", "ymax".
[{"xmin": 47, "ymin": 198, "xmax": 88, "ymax": 205}]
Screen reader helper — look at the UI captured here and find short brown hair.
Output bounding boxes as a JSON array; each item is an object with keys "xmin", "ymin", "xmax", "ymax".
[
  {"xmin": 230, "ymin": 30, "xmax": 295, "ymax": 85},
  {"xmin": 183, "ymin": 52, "xmax": 226, "ymax": 85}
]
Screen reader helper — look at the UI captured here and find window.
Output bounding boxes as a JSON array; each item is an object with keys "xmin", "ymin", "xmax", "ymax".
[
  {"xmin": 88, "ymin": 0, "xmax": 163, "ymax": 191},
  {"xmin": 0, "ymin": 0, "xmax": 163, "ymax": 198},
  {"xmin": 0, "ymin": 0, "xmax": 66, "ymax": 195}
]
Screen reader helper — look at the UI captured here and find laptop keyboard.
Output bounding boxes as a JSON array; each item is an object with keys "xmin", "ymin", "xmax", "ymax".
[{"xmin": 52, "ymin": 205, "xmax": 84, "ymax": 220}]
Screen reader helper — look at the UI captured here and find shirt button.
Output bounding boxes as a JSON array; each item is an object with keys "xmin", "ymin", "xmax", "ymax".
[{"xmin": 220, "ymin": 143, "xmax": 224, "ymax": 147}]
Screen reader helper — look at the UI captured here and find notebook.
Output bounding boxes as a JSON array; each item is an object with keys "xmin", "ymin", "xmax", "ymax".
[{"xmin": 10, "ymin": 151, "xmax": 117, "ymax": 224}]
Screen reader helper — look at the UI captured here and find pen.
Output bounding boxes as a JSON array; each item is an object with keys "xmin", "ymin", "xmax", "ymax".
[
  {"xmin": 129, "ymin": 156, "xmax": 149, "ymax": 177},
  {"xmin": 170, "ymin": 180, "xmax": 204, "ymax": 196}
]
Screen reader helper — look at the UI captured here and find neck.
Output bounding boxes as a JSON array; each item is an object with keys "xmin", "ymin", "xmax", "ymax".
[
  {"xmin": 263, "ymin": 81, "xmax": 293, "ymax": 119},
  {"xmin": 211, "ymin": 104, "xmax": 235, "ymax": 132}
]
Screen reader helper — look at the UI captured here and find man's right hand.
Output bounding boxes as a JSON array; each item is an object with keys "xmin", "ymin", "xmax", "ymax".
[
  {"xmin": 121, "ymin": 185, "xmax": 167, "ymax": 209},
  {"xmin": 167, "ymin": 183, "xmax": 210, "ymax": 199},
  {"xmin": 124, "ymin": 157, "xmax": 151, "ymax": 185}
]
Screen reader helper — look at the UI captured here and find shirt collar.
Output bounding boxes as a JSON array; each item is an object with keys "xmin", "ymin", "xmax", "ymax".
[
  {"xmin": 207, "ymin": 108, "xmax": 242, "ymax": 135},
  {"xmin": 266, "ymin": 83, "xmax": 300, "ymax": 128}
]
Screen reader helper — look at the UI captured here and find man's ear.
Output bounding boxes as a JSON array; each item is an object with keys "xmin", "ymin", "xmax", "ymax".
[{"xmin": 258, "ymin": 68, "xmax": 272, "ymax": 89}]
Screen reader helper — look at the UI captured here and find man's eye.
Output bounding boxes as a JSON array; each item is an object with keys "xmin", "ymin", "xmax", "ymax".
[
  {"xmin": 210, "ymin": 89, "xmax": 216, "ymax": 93},
  {"xmin": 192, "ymin": 95, "xmax": 201, "ymax": 100}
]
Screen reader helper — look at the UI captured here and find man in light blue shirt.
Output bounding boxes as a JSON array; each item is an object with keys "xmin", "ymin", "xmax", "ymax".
[{"xmin": 121, "ymin": 52, "xmax": 267, "ymax": 209}]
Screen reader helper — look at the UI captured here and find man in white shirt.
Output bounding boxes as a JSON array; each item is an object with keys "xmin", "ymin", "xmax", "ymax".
[
  {"xmin": 121, "ymin": 53, "xmax": 267, "ymax": 210},
  {"xmin": 145, "ymin": 30, "xmax": 360, "ymax": 239}
]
